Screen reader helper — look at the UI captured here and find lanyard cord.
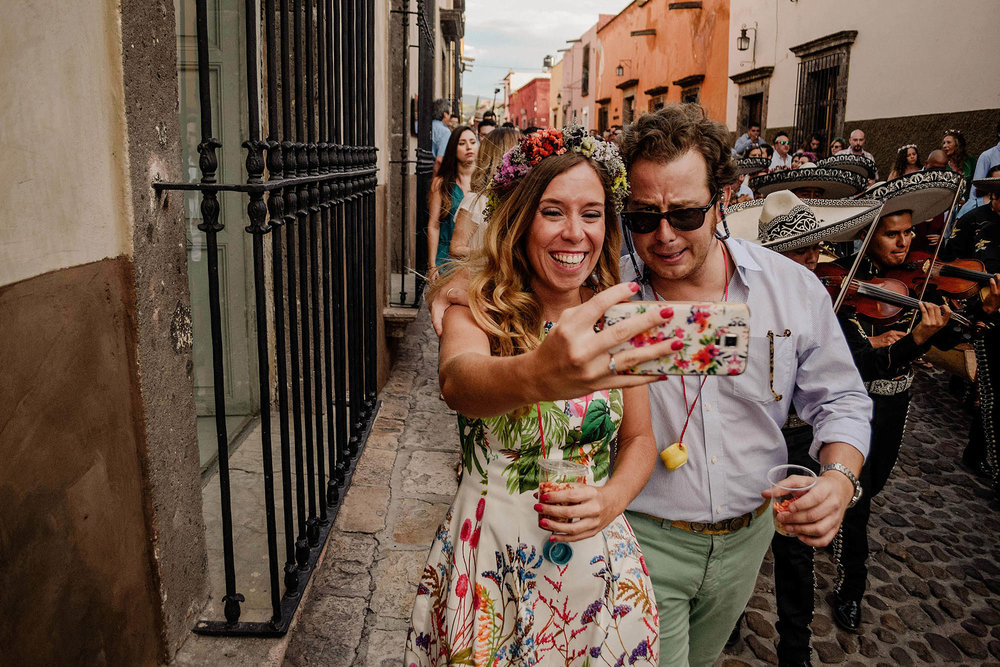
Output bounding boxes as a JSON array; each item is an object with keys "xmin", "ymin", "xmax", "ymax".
[{"xmin": 654, "ymin": 239, "xmax": 731, "ymax": 444}]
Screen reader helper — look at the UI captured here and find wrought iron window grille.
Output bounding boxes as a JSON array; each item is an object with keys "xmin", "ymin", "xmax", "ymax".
[{"xmin": 154, "ymin": 0, "xmax": 388, "ymax": 636}]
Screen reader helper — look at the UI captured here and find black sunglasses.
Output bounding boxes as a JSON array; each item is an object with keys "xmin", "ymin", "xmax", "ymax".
[{"xmin": 621, "ymin": 192, "xmax": 718, "ymax": 234}]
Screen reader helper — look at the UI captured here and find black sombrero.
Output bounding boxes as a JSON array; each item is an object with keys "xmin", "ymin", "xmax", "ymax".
[
  {"xmin": 723, "ymin": 191, "xmax": 883, "ymax": 252},
  {"xmin": 861, "ymin": 169, "xmax": 963, "ymax": 222},
  {"xmin": 973, "ymin": 177, "xmax": 1000, "ymax": 196},
  {"xmin": 749, "ymin": 165, "xmax": 867, "ymax": 198},
  {"xmin": 816, "ymin": 154, "xmax": 878, "ymax": 180},
  {"xmin": 736, "ymin": 156, "xmax": 770, "ymax": 176}
]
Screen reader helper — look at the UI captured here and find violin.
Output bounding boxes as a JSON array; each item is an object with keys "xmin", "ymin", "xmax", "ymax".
[
  {"xmin": 886, "ymin": 250, "xmax": 994, "ymax": 300},
  {"xmin": 814, "ymin": 263, "xmax": 972, "ymax": 327}
]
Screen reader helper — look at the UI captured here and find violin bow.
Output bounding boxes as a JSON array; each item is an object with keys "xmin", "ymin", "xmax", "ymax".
[
  {"xmin": 834, "ymin": 203, "xmax": 888, "ymax": 313},
  {"xmin": 906, "ymin": 182, "xmax": 963, "ymax": 333}
]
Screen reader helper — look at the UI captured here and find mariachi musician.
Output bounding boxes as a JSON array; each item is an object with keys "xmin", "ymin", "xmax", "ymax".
[
  {"xmin": 724, "ymin": 191, "xmax": 881, "ymax": 664},
  {"xmin": 941, "ymin": 168, "xmax": 1000, "ymax": 496}
]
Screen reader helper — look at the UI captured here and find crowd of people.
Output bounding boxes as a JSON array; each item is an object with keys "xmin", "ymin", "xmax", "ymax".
[{"xmin": 409, "ymin": 99, "xmax": 1000, "ymax": 666}]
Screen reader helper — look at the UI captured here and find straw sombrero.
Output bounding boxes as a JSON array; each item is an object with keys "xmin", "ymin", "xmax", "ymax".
[
  {"xmin": 861, "ymin": 169, "xmax": 963, "ymax": 223},
  {"xmin": 817, "ymin": 154, "xmax": 878, "ymax": 180},
  {"xmin": 749, "ymin": 165, "xmax": 867, "ymax": 198},
  {"xmin": 723, "ymin": 191, "xmax": 883, "ymax": 252}
]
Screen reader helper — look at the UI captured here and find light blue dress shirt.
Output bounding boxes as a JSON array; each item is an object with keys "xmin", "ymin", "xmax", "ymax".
[
  {"xmin": 623, "ymin": 239, "xmax": 872, "ymax": 523},
  {"xmin": 970, "ymin": 141, "xmax": 1000, "ymax": 201},
  {"xmin": 432, "ymin": 119, "xmax": 451, "ymax": 158}
]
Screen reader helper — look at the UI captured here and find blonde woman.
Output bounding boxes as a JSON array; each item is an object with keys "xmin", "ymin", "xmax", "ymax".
[
  {"xmin": 448, "ymin": 127, "xmax": 520, "ymax": 260},
  {"xmin": 406, "ymin": 128, "xmax": 673, "ymax": 665}
]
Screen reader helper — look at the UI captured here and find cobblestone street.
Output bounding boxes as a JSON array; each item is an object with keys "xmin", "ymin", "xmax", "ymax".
[{"xmin": 283, "ymin": 306, "xmax": 1000, "ymax": 666}]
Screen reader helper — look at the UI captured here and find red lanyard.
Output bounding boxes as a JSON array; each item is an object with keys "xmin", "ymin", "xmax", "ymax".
[{"xmin": 653, "ymin": 240, "xmax": 731, "ymax": 444}]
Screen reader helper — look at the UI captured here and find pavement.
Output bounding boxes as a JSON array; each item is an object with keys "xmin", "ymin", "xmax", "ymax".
[{"xmin": 281, "ymin": 305, "xmax": 1000, "ymax": 666}]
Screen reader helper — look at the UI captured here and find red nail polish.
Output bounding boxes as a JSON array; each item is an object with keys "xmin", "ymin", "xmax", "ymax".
[
  {"xmin": 533, "ymin": 504, "xmax": 543, "ymax": 512},
  {"xmin": 540, "ymin": 494, "xmax": 550, "ymax": 501},
  {"xmin": 671, "ymin": 339, "xmax": 684, "ymax": 351},
  {"xmin": 539, "ymin": 518, "xmax": 548, "ymax": 527},
  {"xmin": 629, "ymin": 282, "xmax": 639, "ymax": 292},
  {"xmin": 660, "ymin": 307, "xmax": 674, "ymax": 319}
]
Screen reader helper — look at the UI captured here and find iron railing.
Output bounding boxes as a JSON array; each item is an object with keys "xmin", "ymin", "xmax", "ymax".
[
  {"xmin": 155, "ymin": 0, "xmax": 379, "ymax": 636},
  {"xmin": 791, "ymin": 51, "xmax": 844, "ymax": 154}
]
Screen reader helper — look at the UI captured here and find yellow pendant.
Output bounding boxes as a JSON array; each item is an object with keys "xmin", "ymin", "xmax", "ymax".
[{"xmin": 660, "ymin": 442, "xmax": 688, "ymax": 470}]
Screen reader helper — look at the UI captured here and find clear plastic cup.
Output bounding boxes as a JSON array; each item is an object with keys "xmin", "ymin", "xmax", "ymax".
[
  {"xmin": 767, "ymin": 464, "xmax": 818, "ymax": 537},
  {"xmin": 537, "ymin": 459, "xmax": 588, "ymax": 565},
  {"xmin": 538, "ymin": 458, "xmax": 589, "ymax": 494}
]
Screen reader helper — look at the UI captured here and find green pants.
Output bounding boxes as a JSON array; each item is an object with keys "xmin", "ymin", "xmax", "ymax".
[{"xmin": 626, "ymin": 509, "xmax": 774, "ymax": 667}]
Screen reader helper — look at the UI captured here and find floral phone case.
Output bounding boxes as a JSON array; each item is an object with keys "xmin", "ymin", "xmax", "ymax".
[{"xmin": 603, "ymin": 301, "xmax": 750, "ymax": 376}]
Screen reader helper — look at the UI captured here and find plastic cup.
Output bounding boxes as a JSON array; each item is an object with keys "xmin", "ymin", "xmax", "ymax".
[
  {"xmin": 538, "ymin": 458, "xmax": 589, "ymax": 492},
  {"xmin": 537, "ymin": 459, "xmax": 588, "ymax": 565},
  {"xmin": 767, "ymin": 464, "xmax": 818, "ymax": 537}
]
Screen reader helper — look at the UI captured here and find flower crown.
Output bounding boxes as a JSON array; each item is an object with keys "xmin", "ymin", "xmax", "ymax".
[
  {"xmin": 897, "ymin": 143, "xmax": 917, "ymax": 152},
  {"xmin": 486, "ymin": 125, "xmax": 630, "ymax": 217}
]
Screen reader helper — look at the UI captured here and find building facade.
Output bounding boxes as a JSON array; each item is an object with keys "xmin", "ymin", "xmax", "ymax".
[
  {"xmin": 593, "ymin": 0, "xmax": 730, "ymax": 131},
  {"xmin": 727, "ymin": 0, "xmax": 1000, "ymax": 173},
  {"xmin": 559, "ymin": 15, "xmax": 615, "ymax": 131},
  {"xmin": 0, "ymin": 0, "xmax": 461, "ymax": 663},
  {"xmin": 508, "ymin": 77, "xmax": 552, "ymax": 130}
]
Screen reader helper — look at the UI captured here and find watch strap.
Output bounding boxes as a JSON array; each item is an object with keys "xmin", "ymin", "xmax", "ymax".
[{"xmin": 820, "ymin": 462, "xmax": 863, "ymax": 508}]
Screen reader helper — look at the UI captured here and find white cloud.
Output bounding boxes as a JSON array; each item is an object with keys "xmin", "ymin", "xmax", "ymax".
[{"xmin": 462, "ymin": 0, "xmax": 630, "ymax": 98}]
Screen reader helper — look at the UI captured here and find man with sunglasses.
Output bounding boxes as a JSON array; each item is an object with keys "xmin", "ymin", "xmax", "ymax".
[
  {"xmin": 617, "ymin": 105, "xmax": 871, "ymax": 667},
  {"xmin": 770, "ymin": 131, "xmax": 794, "ymax": 170}
]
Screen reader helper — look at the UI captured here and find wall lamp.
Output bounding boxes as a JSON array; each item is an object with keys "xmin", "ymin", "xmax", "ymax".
[
  {"xmin": 616, "ymin": 59, "xmax": 632, "ymax": 77},
  {"xmin": 736, "ymin": 24, "xmax": 757, "ymax": 52}
]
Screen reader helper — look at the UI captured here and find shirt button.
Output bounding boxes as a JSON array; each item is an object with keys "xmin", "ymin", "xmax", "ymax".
[
  {"xmin": 711, "ymin": 456, "xmax": 719, "ymax": 464},
  {"xmin": 716, "ymin": 506, "xmax": 723, "ymax": 514},
  {"xmin": 706, "ymin": 403, "xmax": 713, "ymax": 411}
]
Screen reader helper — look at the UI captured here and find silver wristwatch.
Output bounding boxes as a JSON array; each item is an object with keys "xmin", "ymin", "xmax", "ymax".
[{"xmin": 820, "ymin": 463, "xmax": 863, "ymax": 508}]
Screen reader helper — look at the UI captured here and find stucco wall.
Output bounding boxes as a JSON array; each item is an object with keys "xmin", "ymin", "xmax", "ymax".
[
  {"xmin": 0, "ymin": 258, "xmax": 162, "ymax": 666},
  {"xmin": 727, "ymin": 0, "xmax": 1000, "ymax": 132},
  {"xmin": 594, "ymin": 0, "xmax": 730, "ymax": 124},
  {"xmin": 0, "ymin": 0, "xmax": 132, "ymax": 287}
]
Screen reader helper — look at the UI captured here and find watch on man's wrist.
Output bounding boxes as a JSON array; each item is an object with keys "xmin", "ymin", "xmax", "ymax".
[{"xmin": 820, "ymin": 462, "xmax": 863, "ymax": 508}]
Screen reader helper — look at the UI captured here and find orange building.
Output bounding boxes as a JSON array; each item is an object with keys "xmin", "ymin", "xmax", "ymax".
[{"xmin": 592, "ymin": 0, "xmax": 730, "ymax": 131}]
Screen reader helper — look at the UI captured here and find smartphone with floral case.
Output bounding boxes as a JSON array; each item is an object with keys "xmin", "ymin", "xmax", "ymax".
[{"xmin": 603, "ymin": 301, "xmax": 750, "ymax": 376}]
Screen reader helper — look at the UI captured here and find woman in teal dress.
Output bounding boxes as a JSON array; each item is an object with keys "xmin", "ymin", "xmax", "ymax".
[
  {"xmin": 428, "ymin": 125, "xmax": 478, "ymax": 278},
  {"xmin": 406, "ymin": 127, "xmax": 666, "ymax": 666}
]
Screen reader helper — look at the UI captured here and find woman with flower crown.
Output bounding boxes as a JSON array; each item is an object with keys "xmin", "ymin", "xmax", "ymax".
[{"xmin": 405, "ymin": 127, "xmax": 666, "ymax": 666}]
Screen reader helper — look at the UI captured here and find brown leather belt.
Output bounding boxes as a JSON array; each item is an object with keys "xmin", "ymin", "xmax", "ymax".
[{"xmin": 634, "ymin": 499, "xmax": 770, "ymax": 535}]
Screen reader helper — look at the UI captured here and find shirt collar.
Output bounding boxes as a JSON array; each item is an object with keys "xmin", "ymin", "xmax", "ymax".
[{"xmin": 723, "ymin": 237, "xmax": 761, "ymax": 287}]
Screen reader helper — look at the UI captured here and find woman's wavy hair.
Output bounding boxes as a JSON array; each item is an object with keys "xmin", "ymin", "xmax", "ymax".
[
  {"xmin": 431, "ymin": 151, "xmax": 621, "ymax": 371},
  {"xmin": 889, "ymin": 144, "xmax": 920, "ymax": 180},
  {"xmin": 471, "ymin": 128, "xmax": 521, "ymax": 193},
  {"xmin": 943, "ymin": 129, "xmax": 970, "ymax": 168}
]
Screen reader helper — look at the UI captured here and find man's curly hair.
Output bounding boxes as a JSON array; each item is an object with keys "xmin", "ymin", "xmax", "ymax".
[{"xmin": 619, "ymin": 103, "xmax": 737, "ymax": 196}]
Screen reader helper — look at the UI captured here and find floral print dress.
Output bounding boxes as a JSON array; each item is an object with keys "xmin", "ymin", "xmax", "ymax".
[{"xmin": 405, "ymin": 389, "xmax": 659, "ymax": 666}]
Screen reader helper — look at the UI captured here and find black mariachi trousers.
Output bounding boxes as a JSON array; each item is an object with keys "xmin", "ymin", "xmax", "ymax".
[
  {"xmin": 835, "ymin": 389, "xmax": 911, "ymax": 603},
  {"xmin": 968, "ymin": 328, "xmax": 1000, "ymax": 493},
  {"xmin": 772, "ymin": 424, "xmax": 819, "ymax": 663}
]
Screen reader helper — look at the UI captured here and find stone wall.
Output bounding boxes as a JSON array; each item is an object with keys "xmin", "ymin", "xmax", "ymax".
[{"xmin": 851, "ymin": 109, "xmax": 1000, "ymax": 181}]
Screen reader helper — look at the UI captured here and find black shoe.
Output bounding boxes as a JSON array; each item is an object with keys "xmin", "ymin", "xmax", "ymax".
[
  {"xmin": 725, "ymin": 612, "xmax": 744, "ymax": 649},
  {"xmin": 832, "ymin": 597, "xmax": 861, "ymax": 633},
  {"xmin": 960, "ymin": 456, "xmax": 991, "ymax": 480},
  {"xmin": 778, "ymin": 659, "xmax": 813, "ymax": 667}
]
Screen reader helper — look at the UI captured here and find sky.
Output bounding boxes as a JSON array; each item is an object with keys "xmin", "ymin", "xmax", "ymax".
[{"xmin": 462, "ymin": 0, "xmax": 632, "ymax": 102}]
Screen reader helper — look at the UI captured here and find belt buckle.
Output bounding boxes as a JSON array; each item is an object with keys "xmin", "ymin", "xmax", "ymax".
[
  {"xmin": 689, "ymin": 521, "xmax": 707, "ymax": 534},
  {"xmin": 728, "ymin": 517, "xmax": 744, "ymax": 532}
]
